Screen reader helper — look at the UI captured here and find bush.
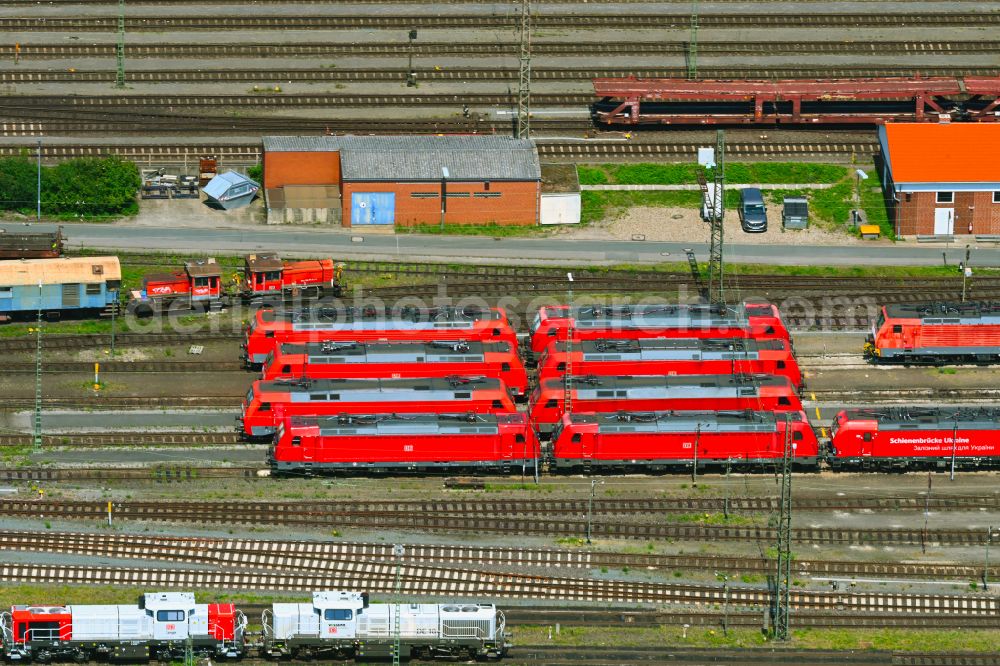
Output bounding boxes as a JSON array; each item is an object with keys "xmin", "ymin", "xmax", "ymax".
[
  {"xmin": 246, "ymin": 163, "xmax": 263, "ymax": 183},
  {"xmin": 0, "ymin": 155, "xmax": 141, "ymax": 219}
]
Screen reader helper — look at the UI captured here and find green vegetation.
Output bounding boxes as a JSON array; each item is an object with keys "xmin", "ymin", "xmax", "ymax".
[
  {"xmin": 578, "ymin": 162, "xmax": 848, "ymax": 186},
  {"xmin": 515, "ymin": 625, "xmax": 1000, "ymax": 652},
  {"xmin": 0, "ymin": 155, "xmax": 140, "ymax": 220},
  {"xmin": 671, "ymin": 512, "xmax": 756, "ymax": 527},
  {"xmin": 397, "ymin": 222, "xmax": 545, "ymax": 237},
  {"xmin": 246, "ymin": 163, "xmax": 263, "ymax": 183}
]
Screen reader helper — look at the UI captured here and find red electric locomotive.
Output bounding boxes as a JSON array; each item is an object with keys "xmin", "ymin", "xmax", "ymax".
[
  {"xmin": 528, "ymin": 302, "xmax": 789, "ymax": 355},
  {"xmin": 261, "ymin": 340, "xmax": 529, "ymax": 397},
  {"xmin": 0, "ymin": 593, "xmax": 245, "ymax": 663},
  {"xmin": 865, "ymin": 301, "xmax": 1000, "ymax": 365},
  {"xmin": 240, "ymin": 376, "xmax": 516, "ymax": 438},
  {"xmin": 529, "ymin": 374, "xmax": 802, "ymax": 435},
  {"xmin": 536, "ymin": 337, "xmax": 802, "ymax": 387},
  {"xmin": 243, "ymin": 306, "xmax": 517, "ymax": 367},
  {"xmin": 550, "ymin": 410, "xmax": 818, "ymax": 471},
  {"xmin": 829, "ymin": 406, "xmax": 1000, "ymax": 471},
  {"xmin": 269, "ymin": 412, "xmax": 538, "ymax": 475}
]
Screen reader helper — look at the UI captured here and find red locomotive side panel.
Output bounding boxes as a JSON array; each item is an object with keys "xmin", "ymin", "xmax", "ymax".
[
  {"xmin": 261, "ymin": 341, "xmax": 529, "ymax": 397},
  {"xmin": 270, "ymin": 413, "xmax": 538, "ymax": 472},
  {"xmin": 536, "ymin": 337, "xmax": 802, "ymax": 387},
  {"xmin": 243, "ymin": 307, "xmax": 517, "ymax": 367},
  {"xmin": 529, "ymin": 302, "xmax": 788, "ymax": 355},
  {"xmin": 280, "ymin": 259, "xmax": 336, "ymax": 290},
  {"xmin": 866, "ymin": 302, "xmax": 1000, "ymax": 364},
  {"xmin": 240, "ymin": 376, "xmax": 517, "ymax": 438},
  {"xmin": 143, "ymin": 272, "xmax": 192, "ymax": 298},
  {"xmin": 529, "ymin": 374, "xmax": 802, "ymax": 433},
  {"xmin": 207, "ymin": 604, "xmax": 237, "ymax": 641},
  {"xmin": 830, "ymin": 407, "xmax": 1000, "ymax": 470},
  {"xmin": 551, "ymin": 410, "xmax": 818, "ymax": 469}
]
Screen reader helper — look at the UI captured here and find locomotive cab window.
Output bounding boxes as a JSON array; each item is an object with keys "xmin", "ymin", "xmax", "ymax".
[
  {"xmin": 85, "ymin": 283, "xmax": 102, "ymax": 295},
  {"xmin": 793, "ymin": 431, "xmax": 803, "ymax": 441},
  {"xmin": 156, "ymin": 610, "xmax": 185, "ymax": 622},
  {"xmin": 324, "ymin": 609, "xmax": 352, "ymax": 621},
  {"xmin": 863, "ymin": 432, "xmax": 872, "ymax": 442},
  {"xmin": 892, "ymin": 324, "xmax": 902, "ymax": 334},
  {"xmin": 282, "ymin": 365, "xmax": 291, "ymax": 373},
  {"xmin": 491, "ymin": 399, "xmax": 503, "ymax": 408},
  {"xmin": 291, "ymin": 437, "xmax": 301, "ymax": 447},
  {"xmin": 936, "ymin": 191, "xmax": 954, "ymax": 204},
  {"xmin": 515, "ymin": 434, "xmax": 526, "ymax": 443},
  {"xmin": 776, "ymin": 361, "xmax": 786, "ymax": 368},
  {"xmin": 501, "ymin": 362, "xmax": 511, "ymax": 372},
  {"xmin": 778, "ymin": 397, "xmax": 791, "ymax": 406},
  {"xmin": 259, "ymin": 402, "xmax": 271, "ymax": 412},
  {"xmin": 571, "ymin": 433, "xmax": 582, "ymax": 443},
  {"xmin": 545, "ymin": 399, "xmax": 558, "ymax": 408},
  {"xmin": 194, "ymin": 277, "xmax": 212, "ymax": 287}
]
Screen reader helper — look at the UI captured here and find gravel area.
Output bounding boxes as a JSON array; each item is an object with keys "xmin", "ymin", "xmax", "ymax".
[{"xmin": 564, "ymin": 205, "xmax": 870, "ymax": 246}]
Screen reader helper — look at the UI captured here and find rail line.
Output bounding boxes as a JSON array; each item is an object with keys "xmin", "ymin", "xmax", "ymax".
[
  {"xmin": 0, "ymin": 561, "xmax": 992, "ymax": 614},
  {"xmin": 0, "ymin": 432, "xmax": 243, "ymax": 447},
  {"xmin": 0, "ymin": 499, "xmax": 992, "ymax": 546},
  {"xmin": 2, "ymin": 41, "xmax": 997, "ymax": 60},
  {"xmin": 0, "ymin": 141, "xmax": 877, "ymax": 162},
  {"xmin": 0, "ymin": 467, "xmax": 259, "ymax": 482},
  {"xmin": 0, "ymin": 530, "xmax": 994, "ymax": 583},
  {"xmin": 2, "ymin": 13, "xmax": 997, "ymax": 31},
  {"xmin": 5, "ymin": 62, "xmax": 1000, "ymax": 86},
  {"xmin": 0, "ymin": 0, "xmax": 987, "ymax": 5},
  {"xmin": 0, "ymin": 331, "xmax": 238, "ymax": 352}
]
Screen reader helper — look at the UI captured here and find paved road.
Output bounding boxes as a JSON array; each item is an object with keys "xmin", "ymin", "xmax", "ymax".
[{"xmin": 9, "ymin": 222, "xmax": 999, "ymax": 267}]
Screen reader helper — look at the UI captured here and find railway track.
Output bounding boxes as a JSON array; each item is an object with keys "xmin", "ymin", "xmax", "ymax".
[
  {"xmin": 0, "ymin": 141, "xmax": 878, "ymax": 162},
  {"xmin": 5, "ymin": 62, "xmax": 1000, "ymax": 86},
  {"xmin": 2, "ymin": 13, "xmax": 997, "ymax": 31},
  {"xmin": 2, "ymin": 41, "xmax": 997, "ymax": 61},
  {"xmin": 0, "ymin": 432, "xmax": 243, "ymax": 447},
  {"xmin": 4, "ymin": 360, "xmax": 242, "ymax": 373},
  {"xmin": 0, "ymin": 467, "xmax": 259, "ymax": 482},
  {"xmin": 0, "ymin": 331, "xmax": 238, "ymax": 353},
  {"xmin": 0, "ymin": 499, "xmax": 992, "ymax": 546},
  {"xmin": 0, "ymin": 561, "xmax": 993, "ymax": 615},
  {"xmin": 0, "ymin": 530, "xmax": 994, "ymax": 582}
]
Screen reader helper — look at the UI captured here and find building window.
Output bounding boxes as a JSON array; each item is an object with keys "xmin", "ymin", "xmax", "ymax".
[
  {"xmin": 905, "ymin": 193, "xmax": 911, "ymax": 202},
  {"xmin": 85, "ymin": 284, "xmax": 102, "ymax": 295},
  {"xmin": 936, "ymin": 191, "xmax": 954, "ymax": 204},
  {"xmin": 994, "ymin": 192, "xmax": 1000, "ymax": 203},
  {"xmin": 410, "ymin": 192, "xmax": 438, "ymax": 199},
  {"xmin": 445, "ymin": 192, "xmax": 469, "ymax": 198},
  {"xmin": 484, "ymin": 181, "xmax": 491, "ymax": 191},
  {"xmin": 473, "ymin": 192, "xmax": 501, "ymax": 198}
]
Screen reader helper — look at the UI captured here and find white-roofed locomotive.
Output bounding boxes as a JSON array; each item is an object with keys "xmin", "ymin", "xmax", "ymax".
[
  {"xmin": 262, "ymin": 591, "xmax": 507, "ymax": 661},
  {"xmin": 1, "ymin": 590, "xmax": 509, "ymax": 663},
  {"xmin": 0, "ymin": 593, "xmax": 245, "ymax": 663}
]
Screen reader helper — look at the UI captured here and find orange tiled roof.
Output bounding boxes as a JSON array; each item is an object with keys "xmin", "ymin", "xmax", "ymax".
[{"xmin": 885, "ymin": 124, "xmax": 1000, "ymax": 184}]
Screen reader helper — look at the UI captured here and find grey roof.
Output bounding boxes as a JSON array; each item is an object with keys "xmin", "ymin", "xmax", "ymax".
[
  {"xmin": 263, "ymin": 136, "xmax": 341, "ymax": 152},
  {"xmin": 263, "ymin": 135, "xmax": 540, "ymax": 182}
]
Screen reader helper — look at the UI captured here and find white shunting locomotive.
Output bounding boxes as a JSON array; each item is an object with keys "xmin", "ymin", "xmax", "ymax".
[{"xmin": 262, "ymin": 591, "xmax": 508, "ymax": 661}]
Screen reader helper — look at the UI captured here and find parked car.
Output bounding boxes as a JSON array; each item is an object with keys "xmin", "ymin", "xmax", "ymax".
[{"xmin": 739, "ymin": 188, "xmax": 767, "ymax": 233}]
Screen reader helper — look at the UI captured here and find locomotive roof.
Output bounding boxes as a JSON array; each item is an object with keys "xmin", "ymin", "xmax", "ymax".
[
  {"xmin": 0, "ymin": 256, "xmax": 121, "ymax": 287},
  {"xmin": 542, "ymin": 373, "xmax": 788, "ymax": 391},
  {"xmin": 569, "ymin": 409, "xmax": 801, "ymax": 433},
  {"xmin": 885, "ymin": 301, "xmax": 1000, "ymax": 324},
  {"xmin": 261, "ymin": 305, "xmax": 500, "ymax": 325},
  {"xmin": 259, "ymin": 375, "xmax": 501, "ymax": 394},
  {"xmin": 246, "ymin": 252, "xmax": 284, "ymax": 271},
  {"xmin": 185, "ymin": 258, "xmax": 222, "ymax": 277},
  {"xmin": 287, "ymin": 412, "xmax": 522, "ymax": 436},
  {"xmin": 842, "ymin": 407, "xmax": 1000, "ymax": 428},
  {"xmin": 551, "ymin": 303, "xmax": 773, "ymax": 328},
  {"xmin": 278, "ymin": 339, "xmax": 506, "ymax": 362},
  {"xmin": 553, "ymin": 337, "xmax": 785, "ymax": 357}
]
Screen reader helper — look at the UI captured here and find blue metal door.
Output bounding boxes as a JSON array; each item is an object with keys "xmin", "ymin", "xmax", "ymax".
[{"xmin": 351, "ymin": 192, "xmax": 395, "ymax": 226}]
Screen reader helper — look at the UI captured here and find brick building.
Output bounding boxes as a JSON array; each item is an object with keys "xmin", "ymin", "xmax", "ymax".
[
  {"xmin": 262, "ymin": 135, "xmax": 543, "ymax": 227},
  {"xmin": 878, "ymin": 124, "xmax": 1000, "ymax": 237}
]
